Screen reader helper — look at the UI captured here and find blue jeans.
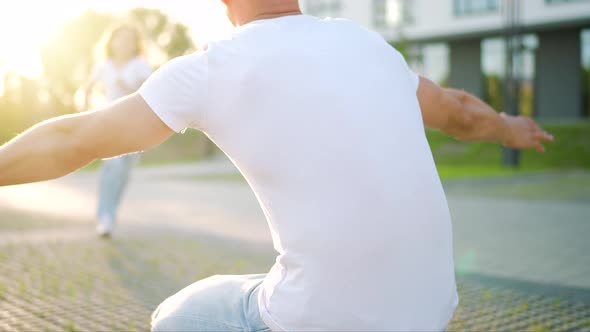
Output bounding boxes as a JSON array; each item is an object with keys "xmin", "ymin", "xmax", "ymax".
[
  {"xmin": 151, "ymin": 274, "xmax": 270, "ymax": 332},
  {"xmin": 96, "ymin": 154, "xmax": 139, "ymax": 222}
]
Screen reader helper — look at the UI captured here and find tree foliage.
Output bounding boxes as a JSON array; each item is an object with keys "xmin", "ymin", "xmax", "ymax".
[
  {"xmin": 127, "ymin": 8, "xmax": 194, "ymax": 60},
  {"xmin": 0, "ymin": 8, "xmax": 195, "ymax": 142},
  {"xmin": 40, "ymin": 11, "xmax": 114, "ymax": 109},
  {"xmin": 39, "ymin": 8, "xmax": 195, "ymax": 109}
]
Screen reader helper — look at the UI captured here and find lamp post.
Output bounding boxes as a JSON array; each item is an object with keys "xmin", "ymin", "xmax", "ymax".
[{"xmin": 502, "ymin": 0, "xmax": 522, "ymax": 167}]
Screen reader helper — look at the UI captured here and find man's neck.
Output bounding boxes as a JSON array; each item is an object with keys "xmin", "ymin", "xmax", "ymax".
[
  {"xmin": 234, "ymin": 0, "xmax": 302, "ymax": 26},
  {"xmin": 248, "ymin": 10, "xmax": 303, "ymax": 23}
]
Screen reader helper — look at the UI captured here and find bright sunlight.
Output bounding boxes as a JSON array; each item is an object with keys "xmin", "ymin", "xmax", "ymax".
[
  {"xmin": 0, "ymin": 1, "xmax": 75, "ymax": 78},
  {"xmin": 0, "ymin": 0, "xmax": 231, "ymax": 81}
]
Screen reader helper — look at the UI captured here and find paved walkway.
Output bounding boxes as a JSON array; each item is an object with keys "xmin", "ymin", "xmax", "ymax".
[
  {"xmin": 0, "ymin": 159, "xmax": 589, "ymax": 331},
  {"xmin": 0, "ymin": 159, "xmax": 270, "ymax": 244},
  {"xmin": 449, "ymin": 194, "xmax": 590, "ymax": 290},
  {"xmin": 1, "ymin": 159, "xmax": 588, "ymax": 289}
]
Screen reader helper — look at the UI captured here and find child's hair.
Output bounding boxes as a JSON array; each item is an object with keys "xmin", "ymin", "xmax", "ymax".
[{"xmin": 96, "ymin": 23, "xmax": 145, "ymax": 61}]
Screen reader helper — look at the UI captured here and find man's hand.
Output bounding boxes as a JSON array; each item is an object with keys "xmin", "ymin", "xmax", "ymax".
[{"xmin": 500, "ymin": 113, "xmax": 554, "ymax": 153}]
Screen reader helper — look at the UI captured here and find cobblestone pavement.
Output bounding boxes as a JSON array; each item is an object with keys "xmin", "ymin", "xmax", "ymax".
[
  {"xmin": 0, "ymin": 228, "xmax": 273, "ymax": 332},
  {"xmin": 0, "ymin": 162, "xmax": 589, "ymax": 331},
  {"xmin": 445, "ymin": 173, "xmax": 590, "ymax": 291},
  {"xmin": 0, "ymin": 225, "xmax": 589, "ymax": 332}
]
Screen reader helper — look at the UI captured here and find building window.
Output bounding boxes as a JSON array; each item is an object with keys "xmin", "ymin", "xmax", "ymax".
[
  {"xmin": 454, "ymin": 0, "xmax": 499, "ymax": 16},
  {"xmin": 305, "ymin": 0, "xmax": 342, "ymax": 18},
  {"xmin": 373, "ymin": 0, "xmax": 414, "ymax": 29},
  {"xmin": 546, "ymin": 0, "xmax": 590, "ymax": 4},
  {"xmin": 410, "ymin": 43, "xmax": 450, "ymax": 86},
  {"xmin": 481, "ymin": 35, "xmax": 539, "ymax": 116},
  {"xmin": 373, "ymin": 0, "xmax": 388, "ymax": 28}
]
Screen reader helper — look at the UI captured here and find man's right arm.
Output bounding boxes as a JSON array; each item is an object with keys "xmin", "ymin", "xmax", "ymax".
[
  {"xmin": 0, "ymin": 94, "xmax": 173, "ymax": 186},
  {"xmin": 417, "ymin": 76, "xmax": 554, "ymax": 152}
]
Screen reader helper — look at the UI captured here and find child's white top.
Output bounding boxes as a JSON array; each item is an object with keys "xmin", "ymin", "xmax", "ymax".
[{"xmin": 93, "ymin": 57, "xmax": 152, "ymax": 102}]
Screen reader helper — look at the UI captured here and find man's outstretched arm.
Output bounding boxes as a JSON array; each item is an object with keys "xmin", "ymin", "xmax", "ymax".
[
  {"xmin": 417, "ymin": 76, "xmax": 554, "ymax": 152},
  {"xmin": 0, "ymin": 94, "xmax": 174, "ymax": 186}
]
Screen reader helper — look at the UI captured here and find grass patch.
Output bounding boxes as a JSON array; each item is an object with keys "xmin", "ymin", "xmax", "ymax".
[
  {"xmin": 427, "ymin": 121, "xmax": 590, "ymax": 170},
  {"xmin": 436, "ymin": 165, "xmax": 528, "ymax": 179}
]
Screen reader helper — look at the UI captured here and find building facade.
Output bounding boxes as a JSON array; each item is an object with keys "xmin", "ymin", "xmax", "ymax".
[{"xmin": 301, "ymin": 0, "xmax": 590, "ymax": 120}]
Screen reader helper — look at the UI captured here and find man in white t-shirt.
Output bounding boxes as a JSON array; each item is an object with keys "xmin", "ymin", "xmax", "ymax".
[{"xmin": 0, "ymin": 0, "xmax": 553, "ymax": 331}]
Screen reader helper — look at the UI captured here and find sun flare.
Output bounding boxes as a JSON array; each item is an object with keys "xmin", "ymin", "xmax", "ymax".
[
  {"xmin": 0, "ymin": 0, "xmax": 232, "ymax": 82},
  {"xmin": 0, "ymin": 1, "xmax": 80, "ymax": 79}
]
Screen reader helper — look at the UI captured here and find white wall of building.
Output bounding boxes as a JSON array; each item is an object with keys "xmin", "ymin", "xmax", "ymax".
[
  {"xmin": 401, "ymin": 1, "xmax": 502, "ymax": 40},
  {"xmin": 523, "ymin": 0, "xmax": 590, "ymax": 27},
  {"xmin": 300, "ymin": 0, "xmax": 372, "ymax": 28},
  {"xmin": 339, "ymin": 1, "xmax": 373, "ymax": 29},
  {"xmin": 301, "ymin": 0, "xmax": 590, "ymax": 42}
]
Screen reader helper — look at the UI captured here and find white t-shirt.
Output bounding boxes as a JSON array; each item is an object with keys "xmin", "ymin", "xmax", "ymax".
[
  {"xmin": 139, "ymin": 15, "xmax": 458, "ymax": 332},
  {"xmin": 93, "ymin": 57, "xmax": 152, "ymax": 102}
]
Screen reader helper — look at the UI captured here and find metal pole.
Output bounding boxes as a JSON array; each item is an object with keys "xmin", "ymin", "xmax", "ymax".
[{"xmin": 502, "ymin": 0, "xmax": 521, "ymax": 168}]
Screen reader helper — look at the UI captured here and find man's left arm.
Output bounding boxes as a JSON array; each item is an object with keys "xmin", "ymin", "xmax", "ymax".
[{"xmin": 417, "ymin": 76, "xmax": 554, "ymax": 152}]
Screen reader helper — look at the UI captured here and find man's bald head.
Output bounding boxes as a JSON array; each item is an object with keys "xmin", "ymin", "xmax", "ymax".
[{"xmin": 220, "ymin": 0, "xmax": 302, "ymax": 26}]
